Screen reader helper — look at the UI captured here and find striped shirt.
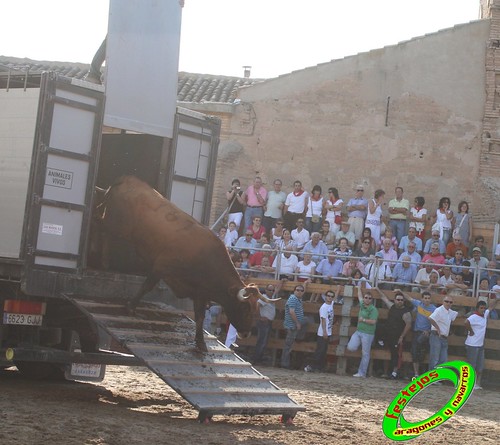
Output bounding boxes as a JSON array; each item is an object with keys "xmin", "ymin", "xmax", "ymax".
[{"xmin": 284, "ymin": 294, "xmax": 304, "ymax": 329}]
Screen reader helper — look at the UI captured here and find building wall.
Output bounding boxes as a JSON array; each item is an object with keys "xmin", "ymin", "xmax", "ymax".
[{"xmin": 209, "ymin": 19, "xmax": 495, "ymax": 227}]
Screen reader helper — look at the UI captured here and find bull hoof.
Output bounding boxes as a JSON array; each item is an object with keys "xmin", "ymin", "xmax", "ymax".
[{"xmin": 196, "ymin": 341, "xmax": 208, "ymax": 352}]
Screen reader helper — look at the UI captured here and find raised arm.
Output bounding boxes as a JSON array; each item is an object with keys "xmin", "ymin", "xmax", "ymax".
[{"xmin": 376, "ymin": 287, "xmax": 393, "ymax": 309}]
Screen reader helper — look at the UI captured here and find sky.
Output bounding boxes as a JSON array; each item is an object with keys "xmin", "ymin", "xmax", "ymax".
[{"xmin": 1, "ymin": 0, "xmax": 481, "ymax": 79}]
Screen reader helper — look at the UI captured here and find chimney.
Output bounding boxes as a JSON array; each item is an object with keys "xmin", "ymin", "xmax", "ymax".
[{"xmin": 243, "ymin": 66, "xmax": 251, "ymax": 78}]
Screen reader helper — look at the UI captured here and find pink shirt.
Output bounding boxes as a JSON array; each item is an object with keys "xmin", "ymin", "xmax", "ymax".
[
  {"xmin": 245, "ymin": 185, "xmax": 267, "ymax": 207},
  {"xmin": 421, "ymin": 253, "xmax": 446, "ymax": 269}
]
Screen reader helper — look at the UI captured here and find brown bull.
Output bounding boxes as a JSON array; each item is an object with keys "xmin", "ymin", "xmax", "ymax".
[{"xmin": 97, "ymin": 176, "xmax": 277, "ymax": 351}]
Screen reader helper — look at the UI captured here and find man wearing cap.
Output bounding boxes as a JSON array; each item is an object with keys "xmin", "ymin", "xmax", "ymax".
[
  {"xmin": 469, "ymin": 247, "xmax": 489, "ymax": 269},
  {"xmin": 347, "ymin": 185, "xmax": 368, "ymax": 244},
  {"xmin": 335, "ymin": 220, "xmax": 356, "ymax": 248},
  {"xmin": 388, "ymin": 187, "xmax": 410, "ymax": 243}
]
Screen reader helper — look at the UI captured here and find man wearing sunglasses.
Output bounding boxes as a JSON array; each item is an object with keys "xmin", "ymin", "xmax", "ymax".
[
  {"xmin": 378, "ymin": 288, "xmax": 413, "ymax": 379},
  {"xmin": 281, "ymin": 284, "xmax": 309, "ymax": 369},
  {"xmin": 428, "ymin": 296, "xmax": 458, "ymax": 370},
  {"xmin": 304, "ymin": 291, "xmax": 335, "ymax": 373},
  {"xmin": 347, "ymin": 286, "xmax": 379, "ymax": 378}
]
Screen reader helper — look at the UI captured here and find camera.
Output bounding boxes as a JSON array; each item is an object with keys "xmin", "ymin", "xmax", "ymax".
[{"xmin": 235, "ymin": 186, "xmax": 241, "ymax": 190}]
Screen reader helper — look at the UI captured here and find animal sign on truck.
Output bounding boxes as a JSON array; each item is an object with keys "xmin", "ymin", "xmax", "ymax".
[{"xmin": 0, "ymin": 0, "xmax": 221, "ymax": 379}]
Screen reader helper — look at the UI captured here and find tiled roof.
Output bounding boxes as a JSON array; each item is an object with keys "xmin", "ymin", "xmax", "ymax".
[{"xmin": 0, "ymin": 56, "xmax": 262, "ymax": 104}]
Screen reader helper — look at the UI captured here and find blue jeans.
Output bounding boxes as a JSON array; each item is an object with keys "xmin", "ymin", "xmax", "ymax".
[
  {"xmin": 253, "ymin": 319, "xmax": 272, "ymax": 362},
  {"xmin": 389, "ymin": 219, "xmax": 407, "ymax": 243},
  {"xmin": 428, "ymin": 332, "xmax": 448, "ymax": 370},
  {"xmin": 347, "ymin": 330, "xmax": 374, "ymax": 376},
  {"xmin": 465, "ymin": 345, "xmax": 485, "ymax": 373}
]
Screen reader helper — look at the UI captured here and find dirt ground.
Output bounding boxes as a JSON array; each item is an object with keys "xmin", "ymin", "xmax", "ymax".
[{"xmin": 0, "ymin": 364, "xmax": 498, "ymax": 445}]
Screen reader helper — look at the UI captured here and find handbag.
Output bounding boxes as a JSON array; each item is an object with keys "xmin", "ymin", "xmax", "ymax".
[
  {"xmin": 453, "ymin": 214, "xmax": 467, "ymax": 237},
  {"xmin": 311, "ymin": 215, "xmax": 320, "ymax": 223}
]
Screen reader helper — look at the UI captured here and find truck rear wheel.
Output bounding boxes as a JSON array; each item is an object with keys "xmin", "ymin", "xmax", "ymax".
[{"xmin": 15, "ymin": 361, "xmax": 65, "ymax": 380}]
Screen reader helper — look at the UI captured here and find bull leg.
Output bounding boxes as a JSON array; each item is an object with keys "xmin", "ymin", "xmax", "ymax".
[
  {"xmin": 193, "ymin": 297, "xmax": 208, "ymax": 352},
  {"xmin": 126, "ymin": 272, "xmax": 161, "ymax": 313}
]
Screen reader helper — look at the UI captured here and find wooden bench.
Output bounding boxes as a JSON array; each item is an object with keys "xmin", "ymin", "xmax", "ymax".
[{"xmin": 227, "ymin": 279, "xmax": 500, "ymax": 376}]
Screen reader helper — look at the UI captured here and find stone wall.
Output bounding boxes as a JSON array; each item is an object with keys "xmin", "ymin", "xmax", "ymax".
[{"xmin": 209, "ymin": 19, "xmax": 494, "ymax": 228}]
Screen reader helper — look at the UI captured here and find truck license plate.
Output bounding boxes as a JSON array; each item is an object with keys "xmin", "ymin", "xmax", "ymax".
[
  {"xmin": 70, "ymin": 363, "xmax": 103, "ymax": 378},
  {"xmin": 3, "ymin": 313, "xmax": 43, "ymax": 326}
]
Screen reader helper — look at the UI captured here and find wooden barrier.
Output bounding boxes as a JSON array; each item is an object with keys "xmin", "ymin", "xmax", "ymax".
[{"xmin": 231, "ymin": 279, "xmax": 500, "ymax": 378}]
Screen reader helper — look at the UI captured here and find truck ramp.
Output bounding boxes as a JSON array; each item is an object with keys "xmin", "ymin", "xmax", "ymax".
[{"xmin": 66, "ymin": 296, "xmax": 305, "ymax": 422}]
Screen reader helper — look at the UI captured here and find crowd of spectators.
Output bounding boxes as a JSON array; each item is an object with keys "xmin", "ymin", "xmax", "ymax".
[
  {"xmin": 209, "ymin": 177, "xmax": 500, "ymax": 377},
  {"xmin": 218, "ymin": 177, "xmax": 500, "ymax": 303}
]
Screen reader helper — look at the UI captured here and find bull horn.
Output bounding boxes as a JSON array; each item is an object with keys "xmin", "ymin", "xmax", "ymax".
[
  {"xmin": 237, "ymin": 288, "xmax": 250, "ymax": 301},
  {"xmin": 258, "ymin": 292, "xmax": 281, "ymax": 303}
]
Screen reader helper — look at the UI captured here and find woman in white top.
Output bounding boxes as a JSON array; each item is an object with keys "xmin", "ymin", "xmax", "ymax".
[
  {"xmin": 295, "ymin": 253, "xmax": 316, "ymax": 282},
  {"xmin": 305, "ymin": 185, "xmax": 324, "ymax": 233},
  {"xmin": 365, "ymin": 189, "xmax": 385, "ymax": 243},
  {"xmin": 324, "ymin": 187, "xmax": 343, "ymax": 235},
  {"xmin": 433, "ymin": 197, "xmax": 453, "ymax": 246}
]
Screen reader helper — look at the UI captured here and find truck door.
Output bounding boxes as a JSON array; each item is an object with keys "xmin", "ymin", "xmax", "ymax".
[
  {"xmin": 22, "ymin": 72, "xmax": 104, "ymax": 295},
  {"xmin": 167, "ymin": 109, "xmax": 220, "ymax": 225}
]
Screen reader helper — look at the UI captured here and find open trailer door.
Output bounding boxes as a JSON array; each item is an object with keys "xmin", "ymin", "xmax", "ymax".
[{"xmin": 22, "ymin": 72, "xmax": 104, "ymax": 296}]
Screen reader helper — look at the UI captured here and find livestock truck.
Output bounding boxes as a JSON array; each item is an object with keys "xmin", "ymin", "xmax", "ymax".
[{"xmin": 0, "ymin": 0, "xmax": 221, "ymax": 380}]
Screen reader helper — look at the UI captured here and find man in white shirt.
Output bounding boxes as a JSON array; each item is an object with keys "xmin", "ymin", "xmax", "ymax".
[
  {"xmin": 365, "ymin": 252, "xmax": 392, "ymax": 288},
  {"xmin": 283, "ymin": 180, "xmax": 308, "ymax": 231},
  {"xmin": 428, "ymin": 297, "xmax": 459, "ymax": 370},
  {"xmin": 272, "ymin": 250, "xmax": 299, "ymax": 280},
  {"xmin": 465, "ymin": 299, "xmax": 497, "ymax": 389},
  {"xmin": 291, "ymin": 218, "xmax": 310, "ymax": 251}
]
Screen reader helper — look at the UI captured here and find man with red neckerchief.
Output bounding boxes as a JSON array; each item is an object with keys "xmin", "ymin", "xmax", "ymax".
[{"xmin": 283, "ymin": 180, "xmax": 308, "ymax": 231}]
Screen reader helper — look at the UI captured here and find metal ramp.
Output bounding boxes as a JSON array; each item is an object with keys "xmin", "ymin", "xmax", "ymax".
[{"xmin": 66, "ymin": 296, "xmax": 305, "ymax": 422}]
